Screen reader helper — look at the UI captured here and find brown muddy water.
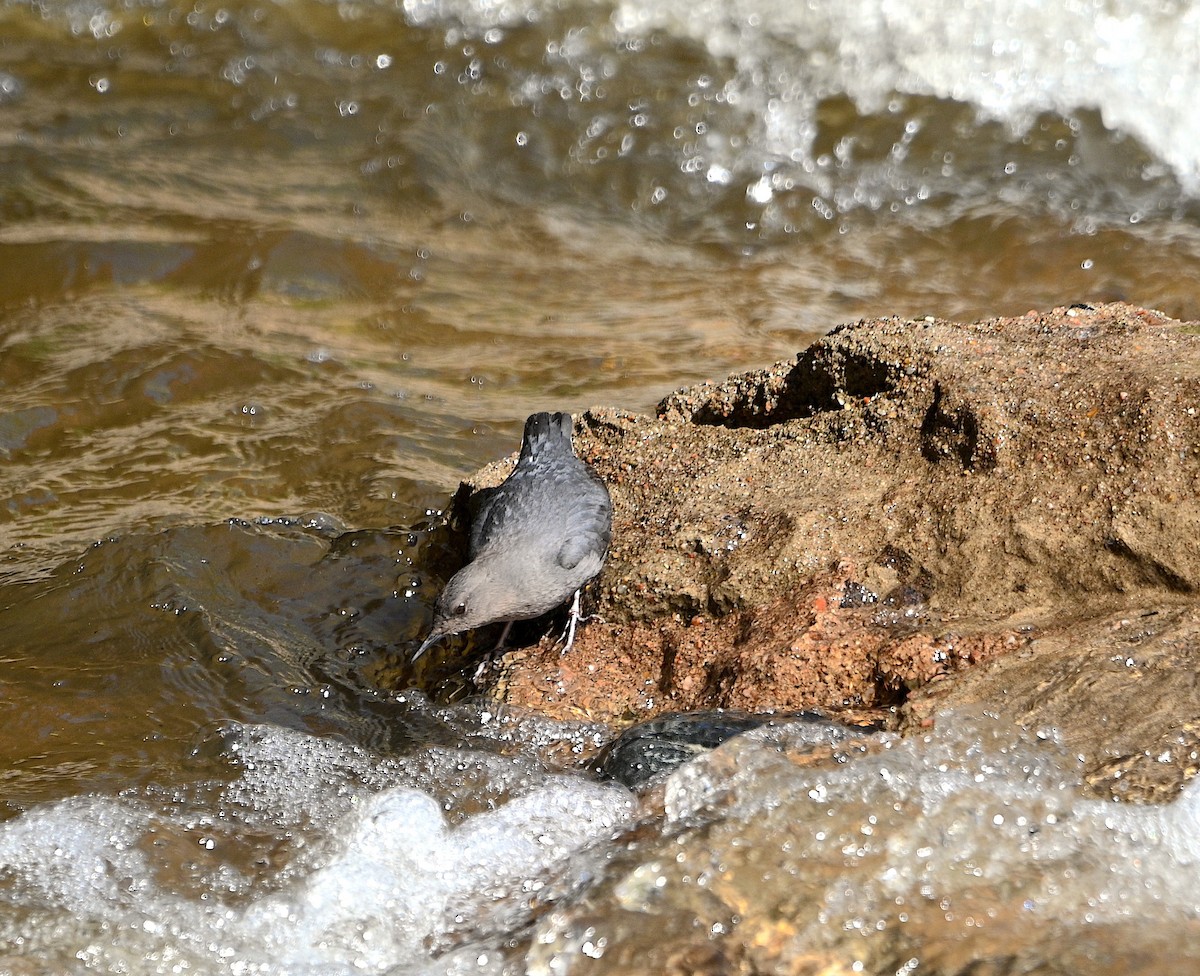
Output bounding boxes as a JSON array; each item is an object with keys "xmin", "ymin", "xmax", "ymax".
[{"xmin": 3, "ymin": 1, "xmax": 1200, "ymax": 972}]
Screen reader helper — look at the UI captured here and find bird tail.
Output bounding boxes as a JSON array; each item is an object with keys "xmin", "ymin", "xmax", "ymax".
[{"xmin": 520, "ymin": 412, "xmax": 574, "ymax": 460}]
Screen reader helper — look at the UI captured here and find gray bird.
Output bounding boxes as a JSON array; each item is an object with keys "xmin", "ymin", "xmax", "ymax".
[{"xmin": 415, "ymin": 412, "xmax": 612, "ymax": 660}]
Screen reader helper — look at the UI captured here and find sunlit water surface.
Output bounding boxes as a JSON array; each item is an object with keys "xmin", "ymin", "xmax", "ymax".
[{"xmin": 2, "ymin": 0, "xmax": 1200, "ymax": 970}]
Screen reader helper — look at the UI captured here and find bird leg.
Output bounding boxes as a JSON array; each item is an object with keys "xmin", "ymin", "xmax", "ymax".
[
  {"xmin": 472, "ymin": 619, "xmax": 515, "ymax": 683},
  {"xmin": 560, "ymin": 589, "xmax": 583, "ymax": 654},
  {"xmin": 493, "ymin": 619, "xmax": 514, "ymax": 652}
]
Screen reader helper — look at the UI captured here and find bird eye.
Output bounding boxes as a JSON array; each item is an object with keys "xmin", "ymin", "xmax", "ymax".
[{"xmin": 453, "ymin": 601, "xmax": 468, "ymax": 616}]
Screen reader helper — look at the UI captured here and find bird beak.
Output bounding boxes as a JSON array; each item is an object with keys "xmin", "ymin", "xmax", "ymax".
[{"xmin": 413, "ymin": 629, "xmax": 442, "ymax": 661}]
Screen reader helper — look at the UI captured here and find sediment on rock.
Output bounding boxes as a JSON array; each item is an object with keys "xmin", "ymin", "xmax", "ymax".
[{"xmin": 601, "ymin": 302, "xmax": 1200, "ymax": 625}]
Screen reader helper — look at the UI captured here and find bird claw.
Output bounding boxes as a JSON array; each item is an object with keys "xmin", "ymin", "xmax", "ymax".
[
  {"xmin": 471, "ymin": 655, "xmax": 493, "ymax": 684},
  {"xmin": 470, "ymin": 620, "xmax": 514, "ymax": 684}
]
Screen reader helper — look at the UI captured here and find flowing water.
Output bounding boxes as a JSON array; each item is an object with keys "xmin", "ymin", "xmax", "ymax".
[{"xmin": 2, "ymin": 0, "xmax": 1200, "ymax": 971}]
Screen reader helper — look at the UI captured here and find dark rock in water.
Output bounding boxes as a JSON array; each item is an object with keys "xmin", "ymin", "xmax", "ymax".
[{"xmin": 595, "ymin": 709, "xmax": 868, "ymax": 788}]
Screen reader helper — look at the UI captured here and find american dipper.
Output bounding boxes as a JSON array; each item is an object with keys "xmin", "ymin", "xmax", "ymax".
[{"xmin": 415, "ymin": 412, "xmax": 612, "ymax": 659}]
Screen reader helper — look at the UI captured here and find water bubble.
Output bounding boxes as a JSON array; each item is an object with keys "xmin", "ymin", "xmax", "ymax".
[
  {"xmin": 706, "ymin": 164, "xmax": 733, "ymax": 185},
  {"xmin": 0, "ymin": 73, "xmax": 23, "ymax": 102},
  {"xmin": 747, "ymin": 176, "xmax": 774, "ymax": 204}
]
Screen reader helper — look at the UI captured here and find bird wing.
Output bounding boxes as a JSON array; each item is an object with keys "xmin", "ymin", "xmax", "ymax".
[
  {"xmin": 470, "ymin": 412, "xmax": 611, "ymax": 578},
  {"xmin": 468, "ymin": 414, "xmax": 570, "ymax": 558},
  {"xmin": 468, "ymin": 484, "xmax": 502, "ymax": 558},
  {"xmin": 554, "ymin": 471, "xmax": 612, "ymax": 570},
  {"xmin": 467, "ymin": 465, "xmax": 535, "ymax": 557}
]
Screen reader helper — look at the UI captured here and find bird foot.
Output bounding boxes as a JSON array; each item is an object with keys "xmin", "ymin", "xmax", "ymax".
[
  {"xmin": 557, "ymin": 590, "xmax": 603, "ymax": 655},
  {"xmin": 471, "ymin": 620, "xmax": 514, "ymax": 683}
]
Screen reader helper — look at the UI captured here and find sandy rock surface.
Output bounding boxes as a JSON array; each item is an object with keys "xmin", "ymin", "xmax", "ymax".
[{"xmin": 452, "ymin": 302, "xmax": 1200, "ymax": 800}]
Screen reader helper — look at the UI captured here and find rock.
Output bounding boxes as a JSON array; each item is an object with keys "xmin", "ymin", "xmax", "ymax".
[
  {"xmin": 601, "ymin": 301, "xmax": 1200, "ymax": 622},
  {"xmin": 592, "ymin": 708, "xmax": 863, "ymax": 788},
  {"xmin": 902, "ymin": 604, "xmax": 1200, "ymax": 801},
  {"xmin": 444, "ymin": 303, "xmax": 1200, "ymax": 798}
]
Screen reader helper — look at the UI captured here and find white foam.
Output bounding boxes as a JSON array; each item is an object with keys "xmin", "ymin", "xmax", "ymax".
[
  {"xmin": 401, "ymin": 0, "xmax": 545, "ymax": 30},
  {"xmin": 0, "ymin": 724, "xmax": 634, "ymax": 975},
  {"xmin": 613, "ymin": 0, "xmax": 1200, "ymax": 191},
  {"xmin": 6, "ymin": 714, "xmax": 1200, "ymax": 972},
  {"xmin": 0, "ymin": 794, "xmax": 153, "ymax": 911}
]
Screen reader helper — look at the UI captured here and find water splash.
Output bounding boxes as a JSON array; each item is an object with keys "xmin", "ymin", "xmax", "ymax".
[
  {"xmin": 0, "ymin": 723, "xmax": 634, "ymax": 974},
  {"xmin": 614, "ymin": 0, "xmax": 1200, "ymax": 193}
]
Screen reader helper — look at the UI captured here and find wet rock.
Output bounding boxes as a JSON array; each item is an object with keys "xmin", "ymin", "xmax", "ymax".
[
  {"xmin": 513, "ymin": 715, "xmax": 1200, "ymax": 976},
  {"xmin": 407, "ymin": 302, "xmax": 1200, "ymax": 976},
  {"xmin": 479, "ymin": 565, "xmax": 1023, "ymax": 726},
  {"xmin": 594, "ymin": 708, "xmax": 840, "ymax": 788},
  {"xmin": 903, "ymin": 604, "xmax": 1200, "ymax": 801}
]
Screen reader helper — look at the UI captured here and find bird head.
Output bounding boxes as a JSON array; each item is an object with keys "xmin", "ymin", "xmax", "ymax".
[{"xmin": 413, "ymin": 560, "xmax": 523, "ymax": 660}]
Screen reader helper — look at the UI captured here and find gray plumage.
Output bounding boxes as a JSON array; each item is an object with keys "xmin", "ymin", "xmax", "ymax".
[{"xmin": 415, "ymin": 412, "xmax": 612, "ymax": 659}]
